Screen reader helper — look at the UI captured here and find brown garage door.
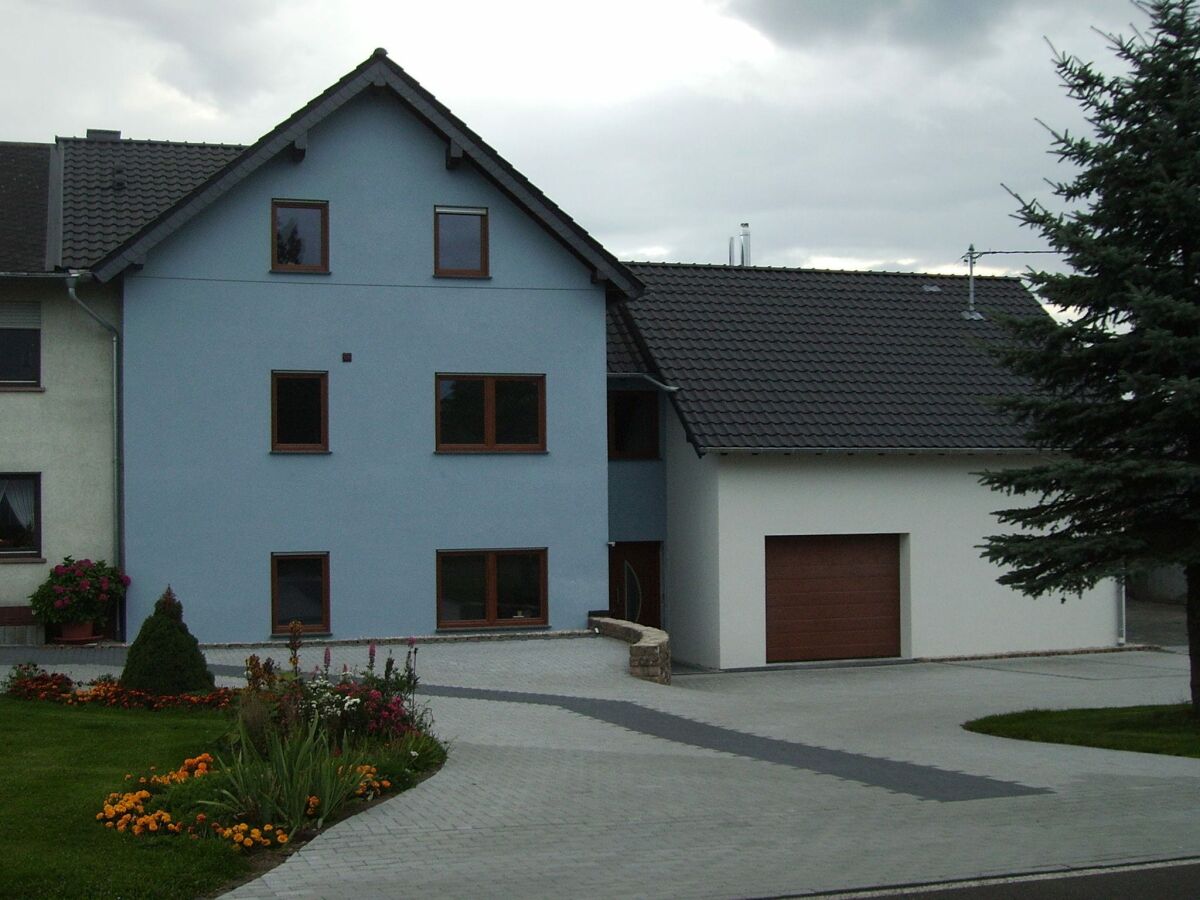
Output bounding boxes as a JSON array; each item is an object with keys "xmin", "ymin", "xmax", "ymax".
[{"xmin": 765, "ymin": 534, "xmax": 900, "ymax": 663}]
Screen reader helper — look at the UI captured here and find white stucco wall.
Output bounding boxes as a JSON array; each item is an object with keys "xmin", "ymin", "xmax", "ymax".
[
  {"xmin": 710, "ymin": 453, "xmax": 1119, "ymax": 669},
  {"xmin": 662, "ymin": 412, "xmax": 721, "ymax": 668},
  {"xmin": 0, "ymin": 279, "xmax": 118, "ymax": 608}
]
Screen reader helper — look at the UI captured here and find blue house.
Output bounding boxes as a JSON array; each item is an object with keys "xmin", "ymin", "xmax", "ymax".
[{"xmin": 2, "ymin": 50, "xmax": 1121, "ymax": 666}]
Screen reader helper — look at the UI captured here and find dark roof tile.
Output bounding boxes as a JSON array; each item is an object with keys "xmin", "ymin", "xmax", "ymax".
[
  {"xmin": 619, "ymin": 262, "xmax": 1039, "ymax": 451},
  {"xmin": 0, "ymin": 142, "xmax": 51, "ymax": 272}
]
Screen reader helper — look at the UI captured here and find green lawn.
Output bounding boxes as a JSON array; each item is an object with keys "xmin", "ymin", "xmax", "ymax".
[
  {"xmin": 0, "ymin": 697, "xmax": 249, "ymax": 900},
  {"xmin": 964, "ymin": 704, "xmax": 1200, "ymax": 758}
]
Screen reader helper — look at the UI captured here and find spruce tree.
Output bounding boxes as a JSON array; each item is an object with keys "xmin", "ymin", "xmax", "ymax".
[
  {"xmin": 121, "ymin": 586, "xmax": 215, "ymax": 695},
  {"xmin": 980, "ymin": 0, "xmax": 1200, "ymax": 713}
]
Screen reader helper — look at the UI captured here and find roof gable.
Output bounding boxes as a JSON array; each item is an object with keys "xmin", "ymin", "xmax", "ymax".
[
  {"xmin": 621, "ymin": 263, "xmax": 1042, "ymax": 453},
  {"xmin": 90, "ymin": 49, "xmax": 640, "ymax": 300}
]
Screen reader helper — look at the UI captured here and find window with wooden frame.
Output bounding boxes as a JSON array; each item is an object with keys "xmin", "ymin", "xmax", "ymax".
[
  {"xmin": 271, "ymin": 200, "xmax": 329, "ymax": 273},
  {"xmin": 0, "ymin": 301, "xmax": 41, "ymax": 389},
  {"xmin": 0, "ymin": 473, "xmax": 40, "ymax": 559},
  {"xmin": 271, "ymin": 371, "xmax": 328, "ymax": 452},
  {"xmin": 608, "ymin": 390, "xmax": 659, "ymax": 459},
  {"xmin": 434, "ymin": 206, "xmax": 488, "ymax": 277},
  {"xmin": 436, "ymin": 374, "xmax": 545, "ymax": 452},
  {"xmin": 437, "ymin": 548, "xmax": 547, "ymax": 628},
  {"xmin": 271, "ymin": 552, "xmax": 330, "ymax": 633}
]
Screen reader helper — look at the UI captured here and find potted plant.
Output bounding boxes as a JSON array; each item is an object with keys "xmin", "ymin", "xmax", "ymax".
[{"xmin": 29, "ymin": 556, "xmax": 130, "ymax": 643}]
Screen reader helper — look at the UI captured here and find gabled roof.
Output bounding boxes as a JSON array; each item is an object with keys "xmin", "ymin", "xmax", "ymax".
[
  {"xmin": 620, "ymin": 262, "xmax": 1041, "ymax": 453},
  {"xmin": 0, "ymin": 142, "xmax": 51, "ymax": 272},
  {"xmin": 58, "ymin": 137, "xmax": 244, "ymax": 269},
  {"xmin": 90, "ymin": 49, "xmax": 640, "ymax": 300}
]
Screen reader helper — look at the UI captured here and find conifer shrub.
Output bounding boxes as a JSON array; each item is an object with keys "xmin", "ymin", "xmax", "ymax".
[{"xmin": 121, "ymin": 587, "xmax": 215, "ymax": 695}]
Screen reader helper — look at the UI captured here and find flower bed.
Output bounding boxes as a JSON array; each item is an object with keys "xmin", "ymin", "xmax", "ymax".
[{"xmin": 4, "ymin": 664, "xmax": 234, "ymax": 710}]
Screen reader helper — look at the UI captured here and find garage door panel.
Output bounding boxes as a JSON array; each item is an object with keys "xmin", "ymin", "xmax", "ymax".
[{"xmin": 765, "ymin": 534, "xmax": 900, "ymax": 663}]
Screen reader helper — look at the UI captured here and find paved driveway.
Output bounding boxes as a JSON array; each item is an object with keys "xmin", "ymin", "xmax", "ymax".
[{"xmin": 199, "ymin": 638, "xmax": 1199, "ymax": 899}]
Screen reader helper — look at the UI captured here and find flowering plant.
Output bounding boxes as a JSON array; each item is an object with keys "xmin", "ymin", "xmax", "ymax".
[{"xmin": 28, "ymin": 556, "xmax": 130, "ymax": 625}]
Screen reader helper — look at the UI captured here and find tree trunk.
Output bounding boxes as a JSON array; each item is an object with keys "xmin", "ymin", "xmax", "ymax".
[{"xmin": 1188, "ymin": 564, "xmax": 1200, "ymax": 717}]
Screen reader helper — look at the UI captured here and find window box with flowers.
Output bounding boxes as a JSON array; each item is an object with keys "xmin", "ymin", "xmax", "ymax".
[{"xmin": 28, "ymin": 556, "xmax": 131, "ymax": 643}]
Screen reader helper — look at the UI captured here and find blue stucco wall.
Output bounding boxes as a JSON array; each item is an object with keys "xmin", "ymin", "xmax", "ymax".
[
  {"xmin": 121, "ymin": 92, "xmax": 610, "ymax": 642},
  {"xmin": 607, "ymin": 379, "xmax": 667, "ymax": 542}
]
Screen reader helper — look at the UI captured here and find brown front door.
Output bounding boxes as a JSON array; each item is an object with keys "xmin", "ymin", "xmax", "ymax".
[
  {"xmin": 765, "ymin": 534, "xmax": 900, "ymax": 663},
  {"xmin": 608, "ymin": 541, "xmax": 662, "ymax": 629}
]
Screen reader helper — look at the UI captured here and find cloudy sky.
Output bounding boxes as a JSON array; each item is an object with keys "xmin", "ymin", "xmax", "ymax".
[{"xmin": 2, "ymin": 0, "xmax": 1143, "ymax": 276}]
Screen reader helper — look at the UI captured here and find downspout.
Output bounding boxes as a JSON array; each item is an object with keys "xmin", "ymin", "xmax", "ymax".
[{"xmin": 64, "ymin": 271, "xmax": 124, "ymax": 640}]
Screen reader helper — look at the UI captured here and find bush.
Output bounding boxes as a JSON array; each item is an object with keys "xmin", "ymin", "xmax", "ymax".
[
  {"xmin": 121, "ymin": 587, "xmax": 215, "ymax": 696},
  {"xmin": 28, "ymin": 556, "xmax": 130, "ymax": 625}
]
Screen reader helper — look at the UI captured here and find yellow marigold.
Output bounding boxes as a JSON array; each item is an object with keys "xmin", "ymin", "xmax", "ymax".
[
  {"xmin": 277, "ymin": 833, "xmax": 289, "ymax": 844},
  {"xmin": 105, "ymin": 822, "xmax": 114, "ymax": 829},
  {"xmin": 242, "ymin": 838, "xmax": 254, "ymax": 848},
  {"xmin": 263, "ymin": 823, "xmax": 273, "ymax": 831}
]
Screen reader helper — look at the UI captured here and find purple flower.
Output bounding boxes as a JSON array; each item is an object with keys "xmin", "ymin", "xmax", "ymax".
[{"xmin": 368, "ymin": 642, "xmax": 376, "ymax": 667}]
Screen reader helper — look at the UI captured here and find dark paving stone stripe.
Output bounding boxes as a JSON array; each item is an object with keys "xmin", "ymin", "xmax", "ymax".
[{"xmin": 419, "ymin": 683, "xmax": 1051, "ymax": 803}]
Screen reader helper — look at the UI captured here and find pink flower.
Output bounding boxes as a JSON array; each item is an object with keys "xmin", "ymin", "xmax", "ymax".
[
  {"xmin": 54, "ymin": 598, "xmax": 66, "ymax": 609},
  {"xmin": 79, "ymin": 559, "xmax": 93, "ymax": 568},
  {"xmin": 79, "ymin": 579, "xmax": 91, "ymax": 591},
  {"xmin": 100, "ymin": 577, "xmax": 110, "ymax": 591},
  {"xmin": 120, "ymin": 575, "xmax": 131, "ymax": 587},
  {"xmin": 98, "ymin": 593, "xmax": 109, "ymax": 603},
  {"xmin": 53, "ymin": 565, "xmax": 66, "ymax": 576},
  {"xmin": 52, "ymin": 585, "xmax": 65, "ymax": 594}
]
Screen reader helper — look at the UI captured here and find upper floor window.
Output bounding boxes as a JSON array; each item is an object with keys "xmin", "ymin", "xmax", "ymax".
[
  {"xmin": 436, "ymin": 374, "xmax": 544, "ymax": 452},
  {"xmin": 608, "ymin": 390, "xmax": 660, "ymax": 459},
  {"xmin": 272, "ymin": 200, "xmax": 329, "ymax": 273},
  {"xmin": 434, "ymin": 206, "xmax": 488, "ymax": 277},
  {"xmin": 272, "ymin": 371, "xmax": 328, "ymax": 452},
  {"xmin": 0, "ymin": 474, "xmax": 40, "ymax": 558},
  {"xmin": 0, "ymin": 301, "xmax": 41, "ymax": 388}
]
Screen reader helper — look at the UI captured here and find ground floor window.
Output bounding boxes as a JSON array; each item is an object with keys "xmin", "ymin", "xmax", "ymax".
[
  {"xmin": 437, "ymin": 548, "xmax": 546, "ymax": 627},
  {"xmin": 0, "ymin": 474, "xmax": 40, "ymax": 558},
  {"xmin": 271, "ymin": 552, "xmax": 329, "ymax": 633}
]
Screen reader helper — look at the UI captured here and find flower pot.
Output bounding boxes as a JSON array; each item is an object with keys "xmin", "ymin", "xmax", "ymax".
[{"xmin": 56, "ymin": 620, "xmax": 102, "ymax": 644}]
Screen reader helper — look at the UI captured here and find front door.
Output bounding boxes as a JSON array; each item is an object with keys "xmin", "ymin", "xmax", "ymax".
[{"xmin": 608, "ymin": 541, "xmax": 662, "ymax": 628}]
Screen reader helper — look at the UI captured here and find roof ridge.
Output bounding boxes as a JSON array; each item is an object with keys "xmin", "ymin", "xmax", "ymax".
[
  {"xmin": 57, "ymin": 137, "xmax": 248, "ymax": 149},
  {"xmin": 622, "ymin": 260, "xmax": 1025, "ymax": 282}
]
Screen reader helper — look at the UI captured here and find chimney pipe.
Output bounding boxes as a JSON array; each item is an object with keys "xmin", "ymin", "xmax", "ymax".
[{"xmin": 739, "ymin": 222, "xmax": 751, "ymax": 266}]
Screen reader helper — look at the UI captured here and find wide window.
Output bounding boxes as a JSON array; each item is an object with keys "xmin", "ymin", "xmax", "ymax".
[
  {"xmin": 0, "ymin": 301, "xmax": 41, "ymax": 387},
  {"xmin": 272, "ymin": 371, "xmax": 328, "ymax": 452},
  {"xmin": 436, "ymin": 374, "xmax": 544, "ymax": 451},
  {"xmin": 271, "ymin": 552, "xmax": 329, "ymax": 633},
  {"xmin": 434, "ymin": 206, "xmax": 488, "ymax": 277},
  {"xmin": 0, "ymin": 474, "xmax": 40, "ymax": 558},
  {"xmin": 272, "ymin": 200, "xmax": 329, "ymax": 273},
  {"xmin": 608, "ymin": 390, "xmax": 659, "ymax": 459},
  {"xmin": 437, "ymin": 549, "xmax": 546, "ymax": 627}
]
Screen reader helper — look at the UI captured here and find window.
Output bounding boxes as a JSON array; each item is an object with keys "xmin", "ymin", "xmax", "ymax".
[
  {"xmin": 0, "ymin": 474, "xmax": 40, "ymax": 558},
  {"xmin": 272, "ymin": 200, "xmax": 329, "ymax": 272},
  {"xmin": 608, "ymin": 391, "xmax": 659, "ymax": 459},
  {"xmin": 436, "ymin": 374, "xmax": 544, "ymax": 451},
  {"xmin": 271, "ymin": 553, "xmax": 330, "ymax": 633},
  {"xmin": 437, "ymin": 549, "xmax": 546, "ymax": 628},
  {"xmin": 434, "ymin": 206, "xmax": 488, "ymax": 277},
  {"xmin": 0, "ymin": 301, "xmax": 41, "ymax": 387},
  {"xmin": 272, "ymin": 371, "xmax": 328, "ymax": 452}
]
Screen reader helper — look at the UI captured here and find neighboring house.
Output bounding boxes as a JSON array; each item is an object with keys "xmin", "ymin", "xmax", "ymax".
[
  {"xmin": 0, "ymin": 50, "xmax": 1120, "ymax": 664},
  {"xmin": 0, "ymin": 141, "xmax": 123, "ymax": 642}
]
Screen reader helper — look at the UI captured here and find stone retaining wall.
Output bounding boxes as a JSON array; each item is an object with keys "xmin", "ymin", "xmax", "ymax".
[{"xmin": 588, "ymin": 616, "xmax": 671, "ymax": 684}]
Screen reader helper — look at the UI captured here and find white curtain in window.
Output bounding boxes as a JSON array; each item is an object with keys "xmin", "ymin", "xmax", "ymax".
[{"xmin": 0, "ymin": 479, "xmax": 35, "ymax": 528}]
